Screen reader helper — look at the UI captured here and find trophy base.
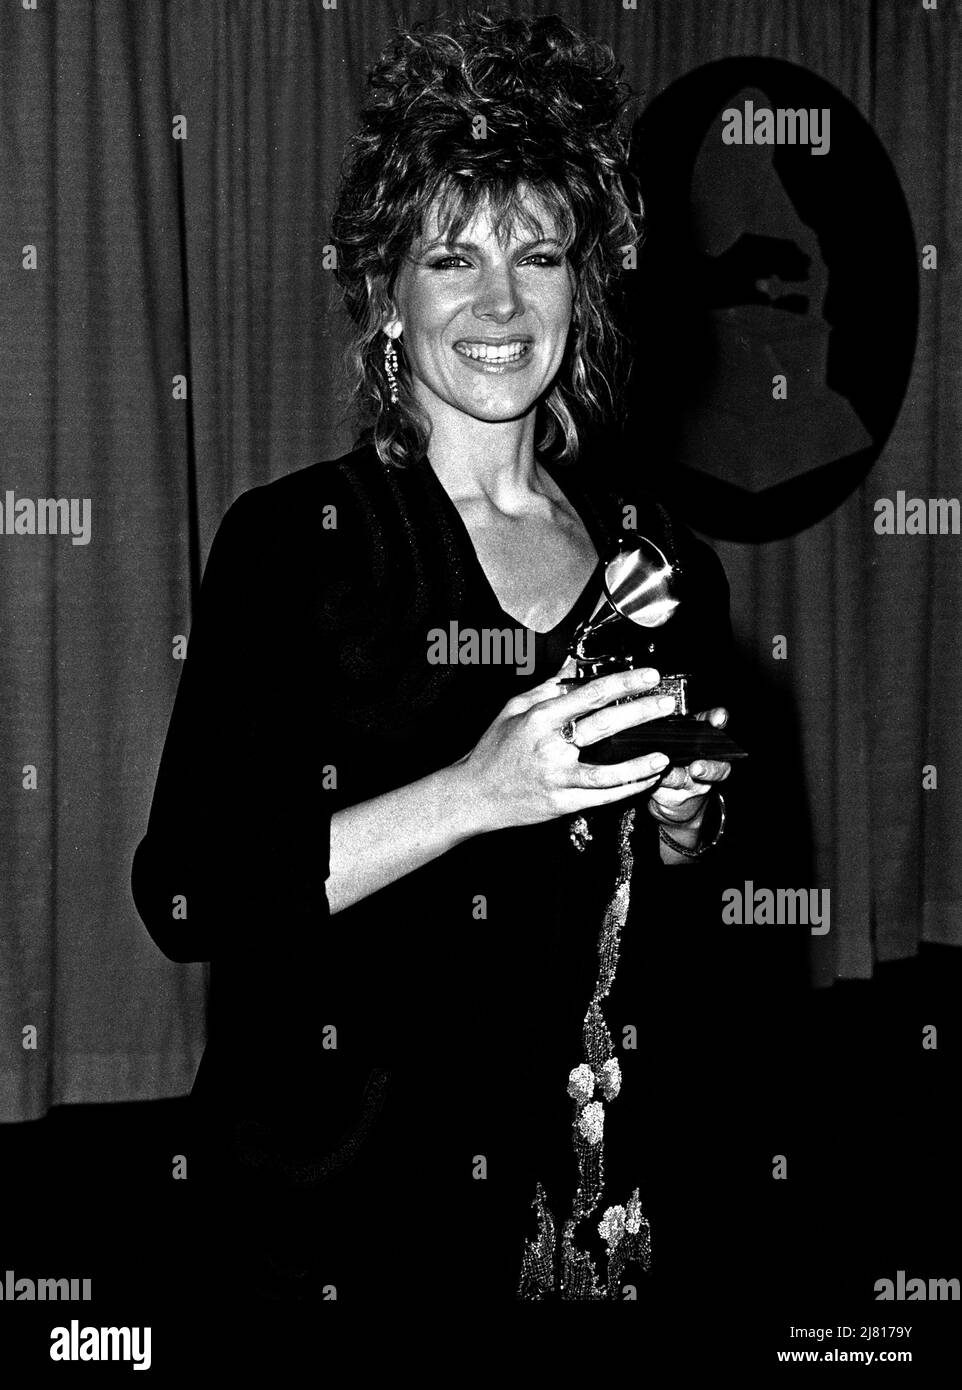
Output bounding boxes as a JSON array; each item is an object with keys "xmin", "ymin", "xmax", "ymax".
[{"xmin": 579, "ymin": 716, "xmax": 748, "ymax": 767}]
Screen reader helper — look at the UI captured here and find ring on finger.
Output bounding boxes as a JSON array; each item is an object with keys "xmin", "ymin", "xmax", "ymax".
[{"xmin": 560, "ymin": 719, "xmax": 579, "ymax": 745}]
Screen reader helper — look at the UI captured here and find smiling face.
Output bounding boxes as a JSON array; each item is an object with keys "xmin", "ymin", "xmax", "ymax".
[{"xmin": 386, "ymin": 186, "xmax": 576, "ymax": 426}]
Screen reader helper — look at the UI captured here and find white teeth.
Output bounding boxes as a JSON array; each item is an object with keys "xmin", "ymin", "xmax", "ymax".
[{"xmin": 454, "ymin": 342, "xmax": 529, "ymax": 361}]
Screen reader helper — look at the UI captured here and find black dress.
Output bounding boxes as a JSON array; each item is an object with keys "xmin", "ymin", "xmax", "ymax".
[{"xmin": 130, "ymin": 442, "xmax": 736, "ymax": 1307}]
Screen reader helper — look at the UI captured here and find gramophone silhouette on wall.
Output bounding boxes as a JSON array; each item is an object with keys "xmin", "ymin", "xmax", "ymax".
[{"xmin": 623, "ymin": 59, "xmax": 917, "ymax": 541}]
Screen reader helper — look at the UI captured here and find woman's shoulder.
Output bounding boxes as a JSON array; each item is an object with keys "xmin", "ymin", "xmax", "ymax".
[
  {"xmin": 567, "ymin": 455, "xmax": 722, "ymax": 573},
  {"xmin": 207, "ymin": 444, "xmax": 465, "ymax": 622},
  {"xmin": 209, "ymin": 442, "xmax": 410, "ymax": 575},
  {"xmin": 227, "ymin": 441, "xmax": 383, "ymax": 524}
]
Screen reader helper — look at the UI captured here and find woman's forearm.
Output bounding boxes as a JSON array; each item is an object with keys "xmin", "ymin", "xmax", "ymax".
[{"xmin": 327, "ymin": 761, "xmax": 491, "ymax": 914}]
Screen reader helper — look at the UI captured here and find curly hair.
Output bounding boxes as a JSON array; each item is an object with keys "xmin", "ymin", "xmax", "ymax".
[{"xmin": 329, "ymin": 8, "xmax": 644, "ymax": 468}]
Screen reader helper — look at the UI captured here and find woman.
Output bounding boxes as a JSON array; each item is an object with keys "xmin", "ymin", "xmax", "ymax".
[{"xmin": 132, "ymin": 11, "xmax": 734, "ymax": 1306}]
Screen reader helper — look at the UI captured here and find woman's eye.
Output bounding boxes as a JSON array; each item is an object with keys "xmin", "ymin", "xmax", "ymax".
[{"xmin": 427, "ymin": 253, "xmax": 564, "ymax": 270}]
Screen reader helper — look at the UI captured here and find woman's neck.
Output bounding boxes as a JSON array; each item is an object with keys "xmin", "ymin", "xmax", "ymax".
[
  {"xmin": 421, "ymin": 397, "xmax": 546, "ymax": 509},
  {"xmin": 425, "ymin": 417, "xmax": 553, "ymax": 517}
]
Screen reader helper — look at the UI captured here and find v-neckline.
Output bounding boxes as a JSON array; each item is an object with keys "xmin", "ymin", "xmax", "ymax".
[{"xmin": 419, "ymin": 454, "xmax": 608, "ymax": 636}]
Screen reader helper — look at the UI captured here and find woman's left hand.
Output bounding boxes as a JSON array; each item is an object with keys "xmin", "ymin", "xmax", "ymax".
[{"xmin": 647, "ymin": 706, "xmax": 731, "ymax": 825}]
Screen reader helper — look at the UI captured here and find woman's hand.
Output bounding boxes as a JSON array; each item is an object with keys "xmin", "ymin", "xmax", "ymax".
[
  {"xmin": 457, "ymin": 659, "xmax": 683, "ymax": 834},
  {"xmin": 646, "ymin": 706, "xmax": 731, "ymax": 830}
]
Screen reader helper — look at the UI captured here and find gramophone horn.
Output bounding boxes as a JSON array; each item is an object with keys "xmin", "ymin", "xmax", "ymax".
[{"xmin": 604, "ymin": 537, "xmax": 680, "ymax": 629}]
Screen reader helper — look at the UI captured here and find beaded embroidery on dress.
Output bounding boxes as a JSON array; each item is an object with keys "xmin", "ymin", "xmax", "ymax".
[{"xmin": 517, "ymin": 804, "xmax": 652, "ymax": 1299}]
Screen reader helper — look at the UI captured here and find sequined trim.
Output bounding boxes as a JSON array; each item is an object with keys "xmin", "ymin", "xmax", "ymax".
[{"xmin": 518, "ymin": 806, "xmax": 652, "ymax": 1300}]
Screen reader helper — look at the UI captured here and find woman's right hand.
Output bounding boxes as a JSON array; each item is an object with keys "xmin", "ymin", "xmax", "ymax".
[{"xmin": 457, "ymin": 660, "xmax": 678, "ymax": 833}]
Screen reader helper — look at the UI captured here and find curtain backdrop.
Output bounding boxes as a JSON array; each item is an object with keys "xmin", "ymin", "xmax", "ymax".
[{"xmin": 1, "ymin": 0, "xmax": 958, "ymax": 1121}]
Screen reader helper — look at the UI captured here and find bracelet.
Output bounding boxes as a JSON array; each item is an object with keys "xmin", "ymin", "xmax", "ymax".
[{"xmin": 657, "ymin": 791, "xmax": 726, "ymax": 859}]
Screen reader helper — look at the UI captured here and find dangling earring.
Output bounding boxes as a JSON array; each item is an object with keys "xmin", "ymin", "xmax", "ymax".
[{"xmin": 383, "ymin": 334, "xmax": 399, "ymax": 405}]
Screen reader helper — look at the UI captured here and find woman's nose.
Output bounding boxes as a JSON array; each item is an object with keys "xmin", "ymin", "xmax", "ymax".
[{"xmin": 472, "ymin": 265, "xmax": 524, "ymax": 321}]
